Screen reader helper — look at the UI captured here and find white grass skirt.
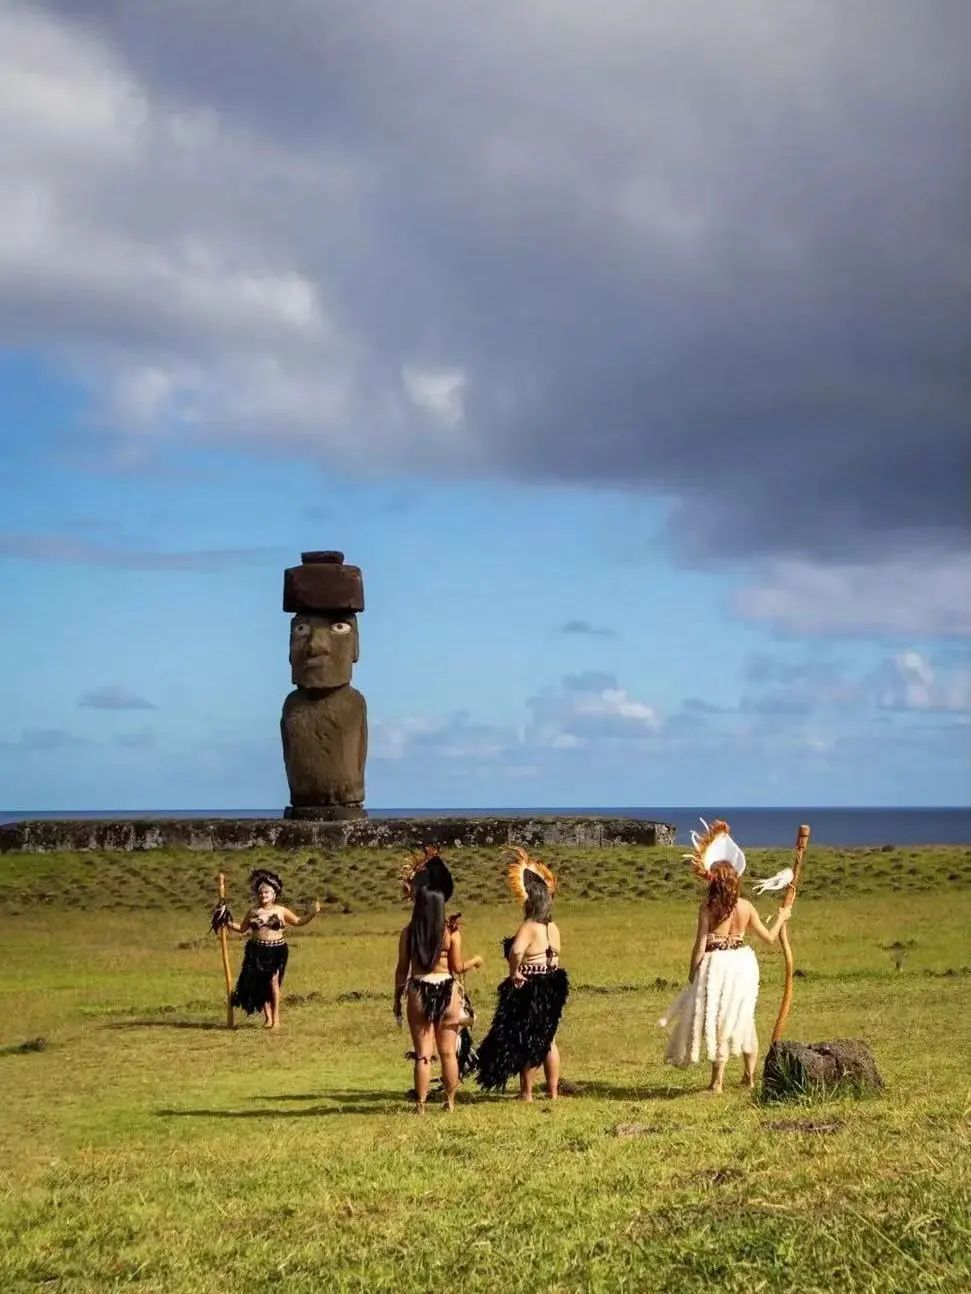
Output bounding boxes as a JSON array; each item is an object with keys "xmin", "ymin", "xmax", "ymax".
[{"xmin": 660, "ymin": 946, "xmax": 759, "ymax": 1066}]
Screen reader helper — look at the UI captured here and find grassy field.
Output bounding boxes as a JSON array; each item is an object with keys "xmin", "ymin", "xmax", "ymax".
[{"xmin": 1, "ymin": 844, "xmax": 969, "ymax": 1293}]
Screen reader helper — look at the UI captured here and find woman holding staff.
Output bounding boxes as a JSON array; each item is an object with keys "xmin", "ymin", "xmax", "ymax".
[
  {"xmin": 660, "ymin": 819, "xmax": 792, "ymax": 1093},
  {"xmin": 213, "ymin": 868, "xmax": 320, "ymax": 1030},
  {"xmin": 393, "ymin": 848, "xmax": 484, "ymax": 1113}
]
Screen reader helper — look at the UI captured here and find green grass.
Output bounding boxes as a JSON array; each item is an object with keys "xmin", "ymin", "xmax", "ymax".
[{"xmin": 1, "ymin": 846, "xmax": 969, "ymax": 1293}]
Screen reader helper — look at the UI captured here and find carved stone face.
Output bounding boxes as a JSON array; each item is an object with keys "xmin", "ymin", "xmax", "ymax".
[{"xmin": 289, "ymin": 613, "xmax": 359, "ymax": 688}]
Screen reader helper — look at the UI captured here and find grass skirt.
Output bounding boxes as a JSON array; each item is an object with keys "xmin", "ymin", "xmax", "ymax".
[
  {"xmin": 231, "ymin": 940, "xmax": 289, "ymax": 1015},
  {"xmin": 660, "ymin": 946, "xmax": 759, "ymax": 1065},
  {"xmin": 408, "ymin": 976, "xmax": 455, "ymax": 1025},
  {"xmin": 457, "ymin": 1026, "xmax": 479, "ymax": 1079},
  {"xmin": 475, "ymin": 969, "xmax": 569, "ymax": 1091}
]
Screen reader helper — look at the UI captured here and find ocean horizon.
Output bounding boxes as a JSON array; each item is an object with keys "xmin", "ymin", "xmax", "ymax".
[{"xmin": 1, "ymin": 806, "xmax": 969, "ymax": 847}]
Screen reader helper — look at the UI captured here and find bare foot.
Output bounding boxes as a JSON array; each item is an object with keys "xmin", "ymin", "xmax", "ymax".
[
  {"xmin": 706, "ymin": 1083, "xmax": 723, "ymax": 1096},
  {"xmin": 517, "ymin": 1093, "xmax": 533, "ymax": 1103},
  {"xmin": 741, "ymin": 1074, "xmax": 756, "ymax": 1089},
  {"xmin": 413, "ymin": 1103, "xmax": 426, "ymax": 1116}
]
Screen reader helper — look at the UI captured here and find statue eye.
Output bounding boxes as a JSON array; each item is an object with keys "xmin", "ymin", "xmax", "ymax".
[
  {"xmin": 293, "ymin": 621, "xmax": 310, "ymax": 636},
  {"xmin": 331, "ymin": 622, "xmax": 352, "ymax": 636}
]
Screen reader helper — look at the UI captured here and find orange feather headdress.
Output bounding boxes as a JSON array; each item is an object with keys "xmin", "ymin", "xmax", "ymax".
[{"xmin": 505, "ymin": 846, "xmax": 557, "ymax": 905}]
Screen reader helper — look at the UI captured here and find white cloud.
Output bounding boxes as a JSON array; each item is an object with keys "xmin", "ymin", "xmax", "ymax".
[
  {"xmin": 527, "ymin": 673, "xmax": 662, "ymax": 745},
  {"xmin": 867, "ymin": 651, "xmax": 971, "ymax": 713},
  {"xmin": 739, "ymin": 647, "xmax": 970, "ymax": 717},
  {"xmin": 732, "ymin": 553, "xmax": 971, "ymax": 638}
]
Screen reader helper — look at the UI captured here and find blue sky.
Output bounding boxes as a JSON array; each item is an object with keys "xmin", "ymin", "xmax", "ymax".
[{"xmin": 0, "ymin": 2, "xmax": 968, "ymax": 810}]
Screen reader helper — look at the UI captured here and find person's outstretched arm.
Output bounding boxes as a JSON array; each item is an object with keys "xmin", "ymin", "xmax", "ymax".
[
  {"xmin": 745, "ymin": 900, "xmax": 792, "ymax": 946},
  {"xmin": 282, "ymin": 900, "xmax": 321, "ymax": 927},
  {"xmin": 225, "ymin": 909, "xmax": 253, "ymax": 935}
]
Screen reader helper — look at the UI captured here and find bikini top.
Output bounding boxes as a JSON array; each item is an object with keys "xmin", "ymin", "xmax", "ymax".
[
  {"xmin": 503, "ymin": 925, "xmax": 559, "ymax": 970},
  {"xmin": 249, "ymin": 912, "xmax": 285, "ymax": 933}
]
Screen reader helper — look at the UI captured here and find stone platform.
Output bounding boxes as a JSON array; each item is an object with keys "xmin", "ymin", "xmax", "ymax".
[{"xmin": 0, "ymin": 815, "xmax": 676, "ymax": 853}]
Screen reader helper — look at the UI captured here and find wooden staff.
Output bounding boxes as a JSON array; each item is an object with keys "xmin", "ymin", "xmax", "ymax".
[
  {"xmin": 770, "ymin": 823, "xmax": 810, "ymax": 1045},
  {"xmin": 217, "ymin": 872, "xmax": 235, "ymax": 1029}
]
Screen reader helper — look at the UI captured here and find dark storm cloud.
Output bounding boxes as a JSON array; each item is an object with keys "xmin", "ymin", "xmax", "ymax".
[{"xmin": 11, "ymin": 1, "xmax": 971, "ymax": 567}]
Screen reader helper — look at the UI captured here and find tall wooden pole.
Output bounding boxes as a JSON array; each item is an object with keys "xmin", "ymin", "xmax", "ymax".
[
  {"xmin": 770, "ymin": 823, "xmax": 810, "ymax": 1046},
  {"xmin": 217, "ymin": 872, "xmax": 235, "ymax": 1029}
]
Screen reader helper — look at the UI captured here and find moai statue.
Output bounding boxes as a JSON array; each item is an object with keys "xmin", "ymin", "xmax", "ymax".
[{"xmin": 281, "ymin": 551, "xmax": 367, "ymax": 820}]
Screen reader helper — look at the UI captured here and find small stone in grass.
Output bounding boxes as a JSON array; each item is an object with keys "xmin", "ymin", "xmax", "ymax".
[{"xmin": 614, "ymin": 1123, "xmax": 657, "ymax": 1138}]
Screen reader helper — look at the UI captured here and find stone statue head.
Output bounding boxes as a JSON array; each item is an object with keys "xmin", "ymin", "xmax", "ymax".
[{"xmin": 289, "ymin": 612, "xmax": 359, "ymax": 689}]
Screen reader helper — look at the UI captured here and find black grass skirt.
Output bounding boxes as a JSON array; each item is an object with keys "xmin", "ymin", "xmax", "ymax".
[
  {"xmin": 232, "ymin": 940, "xmax": 289, "ymax": 1014},
  {"xmin": 475, "ymin": 969, "xmax": 570, "ymax": 1091},
  {"xmin": 408, "ymin": 976, "xmax": 455, "ymax": 1025},
  {"xmin": 457, "ymin": 1026, "xmax": 479, "ymax": 1079}
]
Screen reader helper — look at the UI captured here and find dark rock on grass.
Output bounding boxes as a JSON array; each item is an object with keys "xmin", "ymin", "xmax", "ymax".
[
  {"xmin": 2, "ymin": 1037, "xmax": 48, "ymax": 1054},
  {"xmin": 762, "ymin": 1039, "xmax": 884, "ymax": 1100}
]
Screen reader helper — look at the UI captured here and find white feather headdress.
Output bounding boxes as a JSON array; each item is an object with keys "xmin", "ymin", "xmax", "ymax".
[{"xmin": 683, "ymin": 817, "xmax": 747, "ymax": 878}]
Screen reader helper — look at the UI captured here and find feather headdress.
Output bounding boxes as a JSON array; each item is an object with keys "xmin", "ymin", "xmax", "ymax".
[
  {"xmin": 249, "ymin": 868, "xmax": 284, "ymax": 897},
  {"xmin": 400, "ymin": 845, "xmax": 454, "ymax": 902},
  {"xmin": 505, "ymin": 846, "xmax": 558, "ymax": 906},
  {"xmin": 683, "ymin": 818, "xmax": 746, "ymax": 879}
]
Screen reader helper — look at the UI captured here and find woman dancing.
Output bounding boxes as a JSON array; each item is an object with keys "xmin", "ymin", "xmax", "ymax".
[
  {"xmin": 476, "ymin": 848, "xmax": 569, "ymax": 1101},
  {"xmin": 215, "ymin": 868, "xmax": 320, "ymax": 1030},
  {"xmin": 393, "ymin": 849, "xmax": 484, "ymax": 1113},
  {"xmin": 661, "ymin": 819, "xmax": 791, "ymax": 1093}
]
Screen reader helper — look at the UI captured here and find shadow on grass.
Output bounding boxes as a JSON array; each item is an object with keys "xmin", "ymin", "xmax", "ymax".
[
  {"xmin": 562, "ymin": 1080, "xmax": 702, "ymax": 1102},
  {"xmin": 156, "ymin": 1098, "xmax": 404, "ymax": 1119},
  {"xmin": 241, "ymin": 1082, "xmax": 706, "ymax": 1105},
  {"xmin": 250, "ymin": 1090, "xmax": 403, "ymax": 1103},
  {"xmin": 105, "ymin": 1019, "xmax": 230, "ymax": 1032}
]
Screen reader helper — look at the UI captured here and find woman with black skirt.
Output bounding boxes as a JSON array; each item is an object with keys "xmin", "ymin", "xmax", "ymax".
[
  {"xmin": 476, "ymin": 848, "xmax": 569, "ymax": 1101},
  {"xmin": 393, "ymin": 849, "xmax": 483, "ymax": 1113},
  {"xmin": 216, "ymin": 869, "xmax": 319, "ymax": 1030}
]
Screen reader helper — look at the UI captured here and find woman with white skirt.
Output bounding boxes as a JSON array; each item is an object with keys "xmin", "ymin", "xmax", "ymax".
[{"xmin": 661, "ymin": 819, "xmax": 792, "ymax": 1094}]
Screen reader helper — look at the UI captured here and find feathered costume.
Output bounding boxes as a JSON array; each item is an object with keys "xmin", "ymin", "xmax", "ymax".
[
  {"xmin": 661, "ymin": 820, "xmax": 759, "ymax": 1066},
  {"xmin": 229, "ymin": 869, "xmax": 290, "ymax": 1016},
  {"xmin": 400, "ymin": 847, "xmax": 479, "ymax": 1081},
  {"xmin": 476, "ymin": 849, "xmax": 569, "ymax": 1091},
  {"xmin": 400, "ymin": 847, "xmax": 474, "ymax": 1034}
]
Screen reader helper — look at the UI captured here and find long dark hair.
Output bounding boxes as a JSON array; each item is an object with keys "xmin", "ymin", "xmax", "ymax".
[
  {"xmin": 706, "ymin": 862, "xmax": 740, "ymax": 928},
  {"xmin": 408, "ymin": 886, "xmax": 446, "ymax": 972},
  {"xmin": 523, "ymin": 870, "xmax": 553, "ymax": 923}
]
